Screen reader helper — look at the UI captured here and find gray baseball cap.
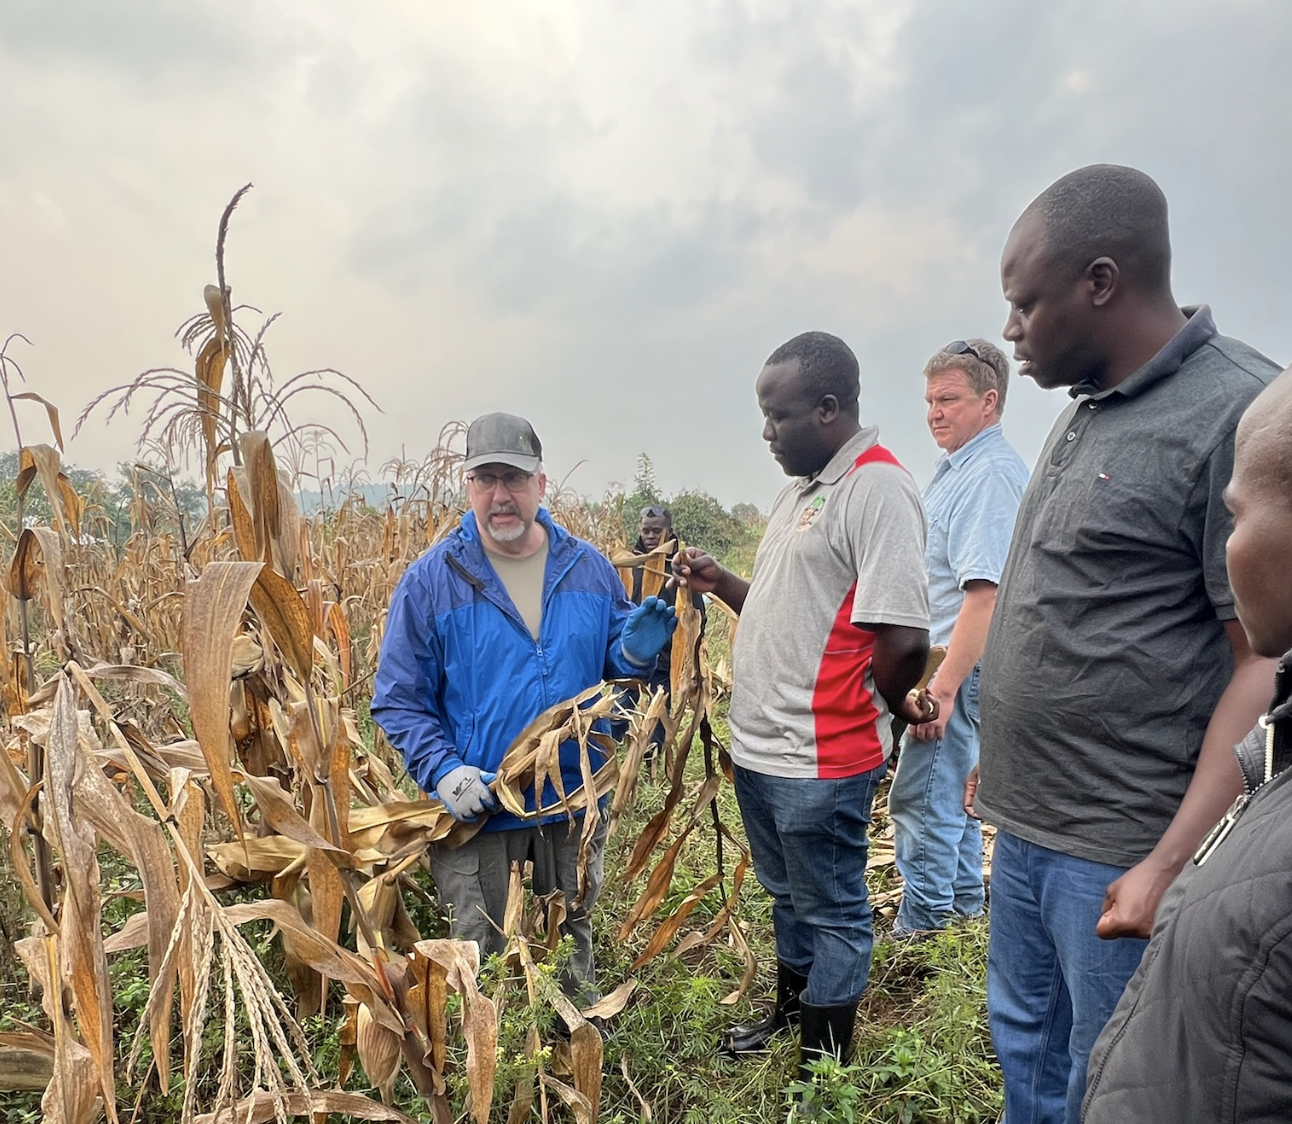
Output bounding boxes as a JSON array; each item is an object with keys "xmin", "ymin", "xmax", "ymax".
[{"xmin": 463, "ymin": 412, "xmax": 543, "ymax": 474}]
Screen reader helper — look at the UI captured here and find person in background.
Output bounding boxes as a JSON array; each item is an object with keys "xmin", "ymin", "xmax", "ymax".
[
  {"xmin": 969, "ymin": 165, "xmax": 1280, "ymax": 1124},
  {"xmin": 673, "ymin": 331, "xmax": 933, "ymax": 1081},
  {"xmin": 629, "ymin": 505, "xmax": 705, "ymax": 751},
  {"xmin": 372, "ymin": 412, "xmax": 676, "ymax": 1009},
  {"xmin": 888, "ymin": 338, "xmax": 1029, "ymax": 940},
  {"xmin": 1082, "ymin": 367, "xmax": 1292, "ymax": 1123}
]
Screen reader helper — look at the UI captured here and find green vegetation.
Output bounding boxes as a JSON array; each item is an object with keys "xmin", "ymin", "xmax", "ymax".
[
  {"xmin": 0, "ymin": 450, "xmax": 206, "ymax": 547},
  {"xmin": 619, "ymin": 452, "xmax": 765, "ymax": 575}
]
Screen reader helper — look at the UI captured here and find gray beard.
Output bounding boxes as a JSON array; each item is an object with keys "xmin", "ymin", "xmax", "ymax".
[{"xmin": 485, "ymin": 509, "xmax": 527, "ymax": 544}]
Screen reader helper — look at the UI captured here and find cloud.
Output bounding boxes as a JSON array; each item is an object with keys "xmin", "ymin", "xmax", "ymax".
[
  {"xmin": 0, "ymin": 0, "xmax": 1288, "ymax": 508},
  {"xmin": 0, "ymin": 0, "xmax": 263, "ymax": 84}
]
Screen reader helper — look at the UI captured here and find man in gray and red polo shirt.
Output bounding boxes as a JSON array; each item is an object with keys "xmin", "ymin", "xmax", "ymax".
[{"xmin": 674, "ymin": 330, "xmax": 932, "ymax": 1081}]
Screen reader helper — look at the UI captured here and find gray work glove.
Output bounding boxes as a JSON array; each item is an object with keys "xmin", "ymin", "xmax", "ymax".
[{"xmin": 435, "ymin": 765, "xmax": 498, "ymax": 822}]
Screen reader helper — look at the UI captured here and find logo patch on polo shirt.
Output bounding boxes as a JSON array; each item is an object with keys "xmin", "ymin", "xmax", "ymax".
[{"xmin": 797, "ymin": 495, "xmax": 825, "ymax": 531}]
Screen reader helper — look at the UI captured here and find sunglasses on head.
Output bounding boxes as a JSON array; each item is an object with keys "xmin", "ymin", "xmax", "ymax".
[
  {"xmin": 946, "ymin": 340, "xmax": 990, "ymax": 366},
  {"xmin": 641, "ymin": 506, "xmax": 668, "ymax": 519}
]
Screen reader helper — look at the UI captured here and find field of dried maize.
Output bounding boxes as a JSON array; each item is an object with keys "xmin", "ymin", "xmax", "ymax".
[{"xmin": 0, "ymin": 189, "xmax": 1000, "ymax": 1124}]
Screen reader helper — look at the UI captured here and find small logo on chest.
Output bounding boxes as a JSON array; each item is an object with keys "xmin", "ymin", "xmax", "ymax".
[{"xmin": 797, "ymin": 495, "xmax": 826, "ymax": 531}]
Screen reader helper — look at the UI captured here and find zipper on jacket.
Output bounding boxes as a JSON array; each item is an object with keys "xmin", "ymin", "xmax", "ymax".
[
  {"xmin": 1197, "ymin": 717, "xmax": 1279, "ymax": 867},
  {"xmin": 454, "ymin": 527, "xmax": 587, "ymax": 695},
  {"xmin": 1195, "ymin": 718, "xmax": 1279, "ymax": 866},
  {"xmin": 1192, "ymin": 791, "xmax": 1252, "ymax": 866}
]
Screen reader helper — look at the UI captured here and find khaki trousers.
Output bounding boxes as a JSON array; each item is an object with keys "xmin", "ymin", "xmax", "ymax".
[{"xmin": 428, "ymin": 812, "xmax": 608, "ymax": 1004}]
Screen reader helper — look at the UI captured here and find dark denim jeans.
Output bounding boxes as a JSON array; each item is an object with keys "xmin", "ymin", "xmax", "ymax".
[
  {"xmin": 889, "ymin": 666, "xmax": 984, "ymax": 932},
  {"xmin": 987, "ymin": 830, "xmax": 1148, "ymax": 1124},
  {"xmin": 733, "ymin": 761, "xmax": 887, "ymax": 1006}
]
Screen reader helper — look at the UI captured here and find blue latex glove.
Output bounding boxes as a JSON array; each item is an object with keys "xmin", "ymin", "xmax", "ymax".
[
  {"xmin": 621, "ymin": 596, "xmax": 678, "ymax": 667},
  {"xmin": 436, "ymin": 765, "xmax": 498, "ymax": 822}
]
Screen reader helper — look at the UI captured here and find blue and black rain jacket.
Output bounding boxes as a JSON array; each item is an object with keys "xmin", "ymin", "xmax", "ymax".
[{"xmin": 372, "ymin": 508, "xmax": 644, "ymax": 832}]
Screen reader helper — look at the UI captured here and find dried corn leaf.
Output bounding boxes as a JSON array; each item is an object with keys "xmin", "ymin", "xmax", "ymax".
[
  {"xmin": 357, "ymin": 1003, "xmax": 402, "ymax": 1103},
  {"xmin": 460, "ymin": 980, "xmax": 497, "ymax": 1123},
  {"xmin": 227, "ymin": 469, "xmax": 258, "ymax": 562},
  {"xmin": 240, "ymin": 431, "xmax": 281, "ymax": 566},
  {"xmin": 16, "ymin": 445, "xmax": 70, "ymax": 539},
  {"xmin": 720, "ymin": 908, "xmax": 759, "ymax": 1006},
  {"xmin": 338, "ymin": 995, "xmax": 359, "ymax": 1089},
  {"xmin": 412, "ymin": 941, "xmax": 496, "ymax": 1123},
  {"xmin": 618, "ymin": 1055, "xmax": 653, "ymax": 1123},
  {"xmin": 0, "ymin": 1028, "xmax": 55, "ymax": 1092},
  {"xmin": 249, "ymin": 567, "xmax": 314, "ymax": 685},
  {"xmin": 203, "ymin": 282, "xmax": 226, "ymax": 331},
  {"xmin": 274, "ymin": 471, "xmax": 302, "ymax": 581},
  {"xmin": 208, "ymin": 836, "xmax": 310, "ymax": 881},
  {"xmin": 194, "ymin": 328, "xmax": 227, "ymax": 476},
  {"xmin": 305, "ymin": 800, "xmax": 345, "ymax": 999},
  {"xmin": 66, "ymin": 737, "xmax": 181, "ymax": 1092},
  {"xmin": 43, "ymin": 678, "xmax": 117, "ymax": 1120},
  {"xmin": 580, "ymin": 980, "xmax": 637, "ymax": 1020},
  {"xmin": 621, "ymin": 771, "xmax": 721, "ymax": 892},
  {"xmin": 629, "ymin": 869, "xmax": 724, "ymax": 970},
  {"xmin": 194, "ymin": 1090, "xmax": 418, "ymax": 1124},
  {"xmin": 9, "ymin": 527, "xmax": 66, "ymax": 637},
  {"xmin": 328, "ymin": 600, "xmax": 352, "ymax": 690},
  {"xmin": 82, "ymin": 661, "xmax": 188, "ymax": 699},
  {"xmin": 182, "ymin": 561, "xmax": 263, "ymax": 844},
  {"xmin": 58, "ymin": 474, "xmax": 85, "ymax": 535},
  {"xmin": 236, "ymin": 770, "xmax": 346, "ymax": 856},
  {"xmin": 10, "ymin": 391, "xmax": 64, "ymax": 450},
  {"xmin": 222, "ymin": 899, "xmax": 403, "ymax": 1034},
  {"xmin": 668, "ymin": 581, "xmax": 702, "ymax": 709},
  {"xmin": 345, "ymin": 799, "xmax": 456, "ymax": 851},
  {"xmin": 608, "ymin": 688, "xmax": 668, "ymax": 828},
  {"xmin": 16, "ymin": 937, "xmax": 101, "ymax": 1124},
  {"xmin": 403, "ymin": 949, "xmax": 449, "ymax": 1094},
  {"xmin": 540, "ymin": 1074, "xmax": 593, "ymax": 1124}
]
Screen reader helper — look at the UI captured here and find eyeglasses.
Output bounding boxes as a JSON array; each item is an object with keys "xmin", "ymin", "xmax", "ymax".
[
  {"xmin": 946, "ymin": 340, "xmax": 990, "ymax": 366},
  {"xmin": 467, "ymin": 469, "xmax": 534, "ymax": 493},
  {"xmin": 641, "ymin": 506, "xmax": 668, "ymax": 519}
]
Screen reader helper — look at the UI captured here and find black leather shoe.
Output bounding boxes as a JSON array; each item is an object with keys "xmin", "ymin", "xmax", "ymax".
[{"xmin": 722, "ymin": 961, "xmax": 809, "ymax": 1056}]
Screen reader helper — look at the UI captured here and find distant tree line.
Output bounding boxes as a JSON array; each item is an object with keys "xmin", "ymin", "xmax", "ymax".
[{"xmin": 0, "ymin": 451, "xmax": 207, "ymax": 549}]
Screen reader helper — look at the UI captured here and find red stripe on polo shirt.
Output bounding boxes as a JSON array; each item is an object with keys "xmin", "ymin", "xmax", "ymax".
[
  {"xmin": 811, "ymin": 443, "xmax": 905, "ymax": 778},
  {"xmin": 812, "ymin": 592, "xmax": 882, "ymax": 777},
  {"xmin": 847, "ymin": 445, "xmax": 902, "ymax": 473}
]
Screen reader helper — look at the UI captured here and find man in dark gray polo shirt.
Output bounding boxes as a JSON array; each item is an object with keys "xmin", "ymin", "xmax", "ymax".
[{"xmin": 969, "ymin": 164, "xmax": 1280, "ymax": 1124}]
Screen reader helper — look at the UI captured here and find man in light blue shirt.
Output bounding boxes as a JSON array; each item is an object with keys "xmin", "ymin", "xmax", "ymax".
[{"xmin": 889, "ymin": 339, "xmax": 1030, "ymax": 937}]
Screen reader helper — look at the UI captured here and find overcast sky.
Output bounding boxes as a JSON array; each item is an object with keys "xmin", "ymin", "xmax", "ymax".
[{"xmin": 2, "ymin": 0, "xmax": 1290, "ymax": 508}]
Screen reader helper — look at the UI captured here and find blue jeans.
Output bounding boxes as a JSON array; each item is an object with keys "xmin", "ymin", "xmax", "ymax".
[
  {"xmin": 987, "ymin": 831, "xmax": 1148, "ymax": 1124},
  {"xmin": 733, "ymin": 761, "xmax": 887, "ymax": 1006},
  {"xmin": 889, "ymin": 666, "xmax": 984, "ymax": 932}
]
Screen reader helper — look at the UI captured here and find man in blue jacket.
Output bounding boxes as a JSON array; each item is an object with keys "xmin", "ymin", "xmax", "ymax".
[{"xmin": 373, "ymin": 412, "xmax": 675, "ymax": 1004}]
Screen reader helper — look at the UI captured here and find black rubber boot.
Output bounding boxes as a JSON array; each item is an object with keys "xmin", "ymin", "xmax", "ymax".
[
  {"xmin": 721, "ymin": 961, "xmax": 809, "ymax": 1056},
  {"xmin": 797, "ymin": 997, "xmax": 858, "ymax": 1082}
]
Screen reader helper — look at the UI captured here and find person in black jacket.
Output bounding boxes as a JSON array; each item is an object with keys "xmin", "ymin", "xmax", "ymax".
[{"xmin": 1082, "ymin": 366, "xmax": 1292, "ymax": 1123}]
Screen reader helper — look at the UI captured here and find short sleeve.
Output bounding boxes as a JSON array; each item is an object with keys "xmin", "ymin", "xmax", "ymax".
[
  {"xmin": 847, "ymin": 466, "xmax": 930, "ymax": 629},
  {"xmin": 1188, "ymin": 430, "xmax": 1239, "ymax": 619},
  {"xmin": 945, "ymin": 472, "xmax": 1026, "ymax": 589}
]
